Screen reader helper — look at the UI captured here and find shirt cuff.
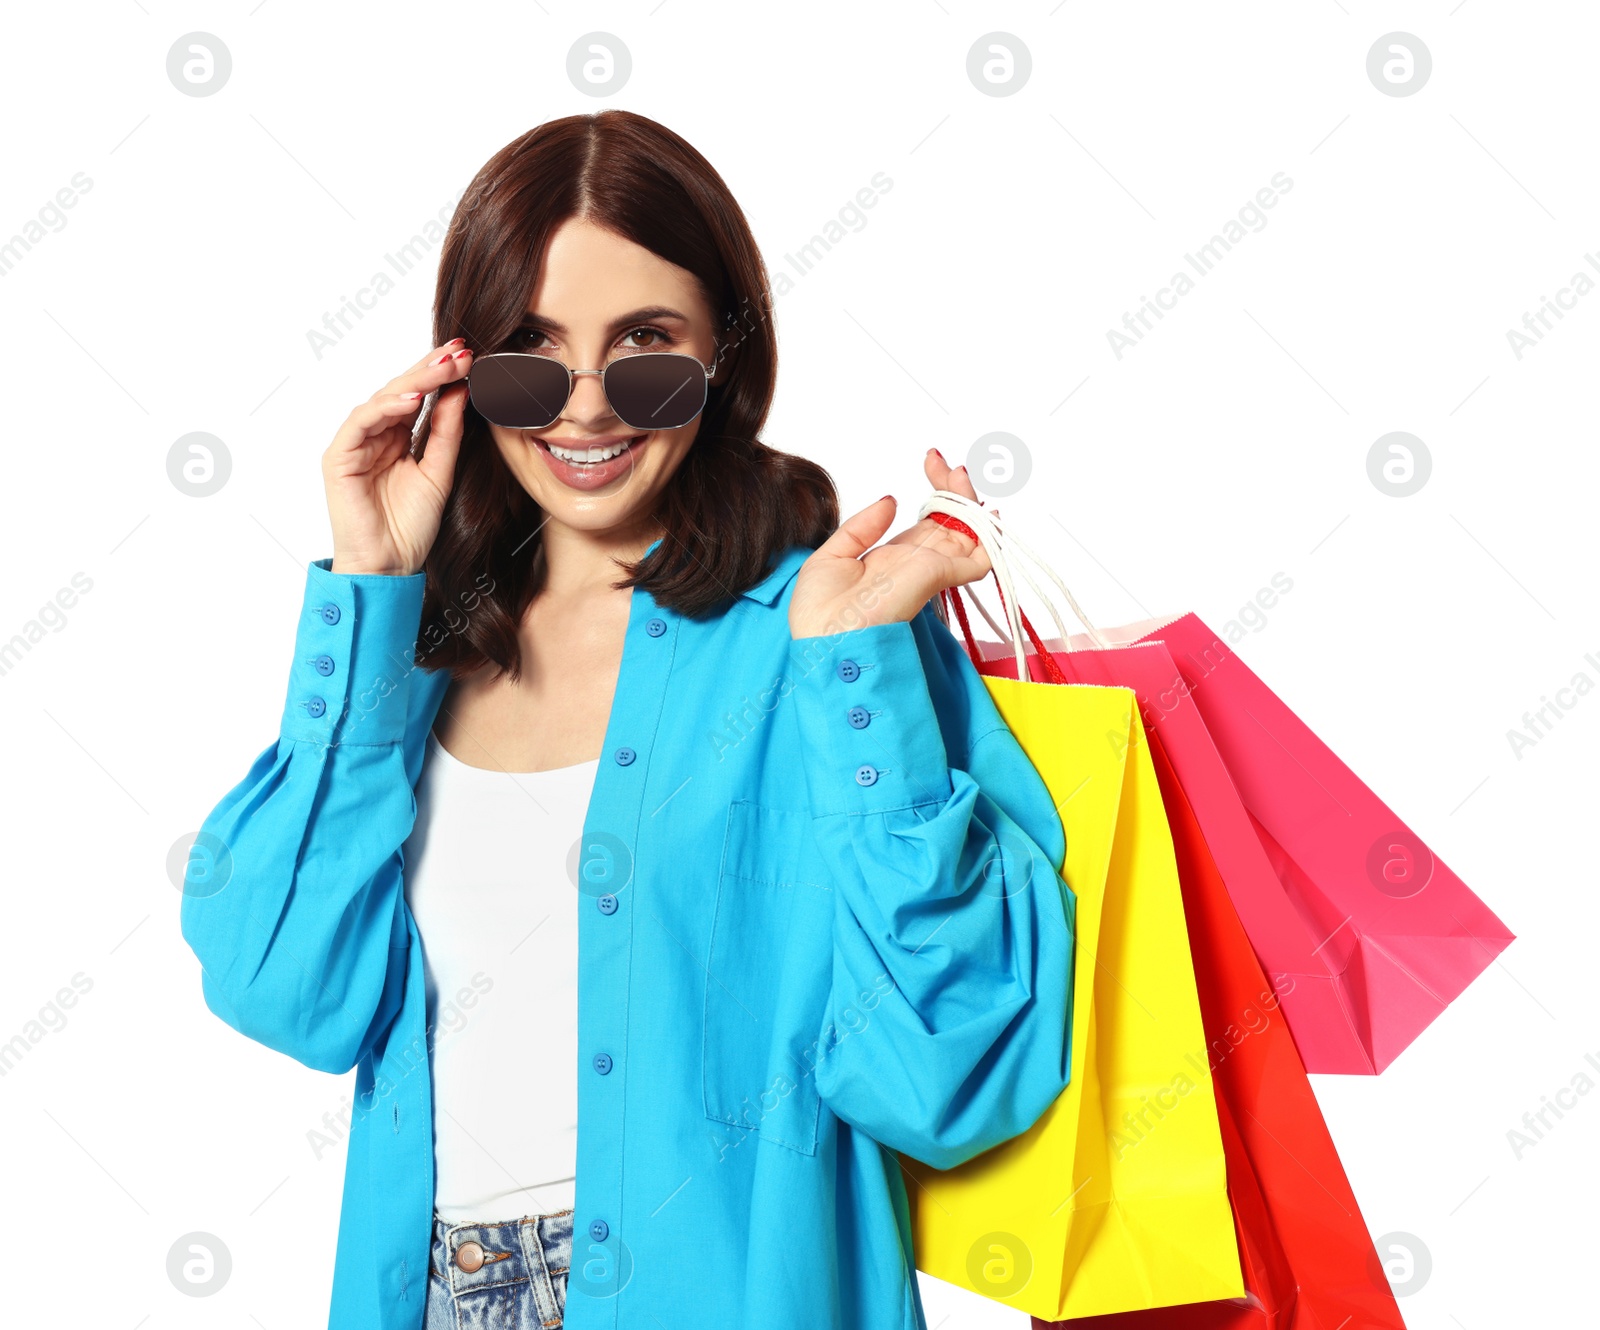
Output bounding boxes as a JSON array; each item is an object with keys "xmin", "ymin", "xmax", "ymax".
[
  {"xmin": 278, "ymin": 557, "xmax": 429, "ymax": 747},
  {"xmin": 787, "ymin": 615, "xmax": 955, "ymax": 817}
]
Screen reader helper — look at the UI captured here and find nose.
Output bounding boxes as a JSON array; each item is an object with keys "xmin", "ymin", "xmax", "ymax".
[{"xmin": 562, "ymin": 368, "xmax": 617, "ymax": 430}]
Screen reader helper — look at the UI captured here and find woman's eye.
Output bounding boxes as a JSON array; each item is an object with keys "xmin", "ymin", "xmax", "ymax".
[{"xmin": 621, "ymin": 326, "xmax": 670, "ymax": 349}]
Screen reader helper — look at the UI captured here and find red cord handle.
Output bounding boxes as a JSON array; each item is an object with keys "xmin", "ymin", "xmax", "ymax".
[{"xmin": 927, "ymin": 510, "xmax": 1068, "ymax": 686}]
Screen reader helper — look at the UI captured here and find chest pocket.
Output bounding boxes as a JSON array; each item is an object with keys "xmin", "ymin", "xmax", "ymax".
[{"xmin": 702, "ymin": 799, "xmax": 833, "ymax": 1155}]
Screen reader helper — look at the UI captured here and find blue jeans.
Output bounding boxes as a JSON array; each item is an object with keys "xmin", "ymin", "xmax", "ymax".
[{"xmin": 425, "ymin": 1208, "xmax": 574, "ymax": 1328}]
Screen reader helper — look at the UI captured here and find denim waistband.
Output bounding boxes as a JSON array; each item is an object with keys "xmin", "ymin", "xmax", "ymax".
[{"xmin": 428, "ymin": 1209, "xmax": 575, "ymax": 1314}]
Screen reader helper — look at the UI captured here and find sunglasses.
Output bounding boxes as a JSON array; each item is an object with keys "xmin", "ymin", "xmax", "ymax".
[{"xmin": 466, "ymin": 351, "xmax": 716, "ymax": 432}]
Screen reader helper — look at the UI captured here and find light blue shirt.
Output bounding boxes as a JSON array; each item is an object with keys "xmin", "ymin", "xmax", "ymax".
[{"xmin": 181, "ymin": 537, "xmax": 1076, "ymax": 1330}]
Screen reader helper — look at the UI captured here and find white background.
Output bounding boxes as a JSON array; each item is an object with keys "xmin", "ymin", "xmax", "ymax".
[{"xmin": 0, "ymin": 2, "xmax": 1592, "ymax": 1326}]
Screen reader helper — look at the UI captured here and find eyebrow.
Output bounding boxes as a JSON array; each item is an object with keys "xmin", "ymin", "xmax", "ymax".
[{"xmin": 515, "ymin": 305, "xmax": 693, "ymax": 334}]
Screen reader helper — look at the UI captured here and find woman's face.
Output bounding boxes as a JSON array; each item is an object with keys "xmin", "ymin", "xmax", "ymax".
[{"xmin": 485, "ymin": 216, "xmax": 722, "ymax": 543}]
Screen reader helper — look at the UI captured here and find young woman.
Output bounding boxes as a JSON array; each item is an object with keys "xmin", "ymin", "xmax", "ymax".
[{"xmin": 181, "ymin": 110, "xmax": 1076, "ymax": 1330}]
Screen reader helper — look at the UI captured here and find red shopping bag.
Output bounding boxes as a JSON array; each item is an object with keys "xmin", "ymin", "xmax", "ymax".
[{"xmin": 1033, "ymin": 729, "xmax": 1408, "ymax": 1328}]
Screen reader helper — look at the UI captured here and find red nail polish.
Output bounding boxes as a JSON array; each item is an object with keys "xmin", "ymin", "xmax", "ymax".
[{"xmin": 881, "ymin": 494, "xmax": 895, "ymax": 502}]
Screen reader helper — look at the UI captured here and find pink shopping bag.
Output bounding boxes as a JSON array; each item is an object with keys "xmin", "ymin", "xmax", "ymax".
[{"xmin": 1020, "ymin": 609, "xmax": 1511, "ymax": 1075}]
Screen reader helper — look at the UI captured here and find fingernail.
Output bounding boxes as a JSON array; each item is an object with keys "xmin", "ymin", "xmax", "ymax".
[
  {"xmin": 403, "ymin": 391, "xmax": 423, "ymax": 399},
  {"xmin": 881, "ymin": 494, "xmax": 895, "ymax": 503},
  {"xmin": 452, "ymin": 349, "xmax": 472, "ymax": 360},
  {"xmin": 445, "ymin": 337, "xmax": 465, "ymax": 348},
  {"xmin": 431, "ymin": 353, "xmax": 452, "ymax": 365}
]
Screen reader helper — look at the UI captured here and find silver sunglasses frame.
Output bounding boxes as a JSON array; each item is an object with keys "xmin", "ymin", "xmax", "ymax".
[{"xmin": 466, "ymin": 346, "xmax": 719, "ymax": 431}]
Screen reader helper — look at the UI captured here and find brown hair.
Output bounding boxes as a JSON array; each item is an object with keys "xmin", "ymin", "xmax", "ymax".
[{"xmin": 412, "ymin": 110, "xmax": 838, "ymax": 683}]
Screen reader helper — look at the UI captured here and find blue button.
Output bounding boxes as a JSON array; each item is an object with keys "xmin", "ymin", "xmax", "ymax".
[
  {"xmin": 597, "ymin": 893, "xmax": 618, "ymax": 915},
  {"xmin": 319, "ymin": 603, "xmax": 341, "ymax": 625},
  {"xmin": 836, "ymin": 658, "xmax": 860, "ymax": 682},
  {"xmin": 855, "ymin": 764, "xmax": 878, "ymax": 787},
  {"xmin": 593, "ymin": 1052, "xmax": 613, "ymax": 1075},
  {"xmin": 645, "ymin": 617, "xmax": 666, "ymax": 637},
  {"xmin": 847, "ymin": 706, "xmax": 871, "ymax": 729},
  {"xmin": 313, "ymin": 654, "xmax": 335, "ymax": 677},
  {"xmin": 306, "ymin": 697, "xmax": 326, "ymax": 719},
  {"xmin": 614, "ymin": 746, "xmax": 636, "ymax": 766},
  {"xmin": 589, "ymin": 1219, "xmax": 609, "ymax": 1242}
]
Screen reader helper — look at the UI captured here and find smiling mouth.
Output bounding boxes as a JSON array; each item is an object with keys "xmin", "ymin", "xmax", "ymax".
[{"xmin": 537, "ymin": 434, "xmax": 647, "ymax": 464}]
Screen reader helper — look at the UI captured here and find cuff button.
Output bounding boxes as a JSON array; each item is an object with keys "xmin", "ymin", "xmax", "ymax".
[
  {"xmin": 319, "ymin": 603, "xmax": 341, "ymax": 625},
  {"xmin": 306, "ymin": 697, "xmax": 327, "ymax": 719}
]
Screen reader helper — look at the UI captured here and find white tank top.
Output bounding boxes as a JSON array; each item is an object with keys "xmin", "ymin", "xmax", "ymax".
[{"xmin": 402, "ymin": 728, "xmax": 600, "ymax": 1222}]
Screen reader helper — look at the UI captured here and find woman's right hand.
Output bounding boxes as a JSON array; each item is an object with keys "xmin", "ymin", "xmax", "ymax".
[{"xmin": 323, "ymin": 339, "xmax": 475, "ymax": 576}]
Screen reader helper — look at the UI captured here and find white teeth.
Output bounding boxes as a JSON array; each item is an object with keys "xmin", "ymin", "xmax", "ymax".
[{"xmin": 547, "ymin": 438, "xmax": 635, "ymax": 464}]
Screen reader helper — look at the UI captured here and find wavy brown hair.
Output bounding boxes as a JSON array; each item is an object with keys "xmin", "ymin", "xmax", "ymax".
[{"xmin": 411, "ymin": 110, "xmax": 838, "ymax": 683}]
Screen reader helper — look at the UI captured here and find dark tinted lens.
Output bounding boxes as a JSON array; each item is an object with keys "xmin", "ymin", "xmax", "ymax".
[
  {"xmin": 468, "ymin": 355, "xmax": 570, "ymax": 429},
  {"xmin": 604, "ymin": 354, "xmax": 707, "ymax": 430}
]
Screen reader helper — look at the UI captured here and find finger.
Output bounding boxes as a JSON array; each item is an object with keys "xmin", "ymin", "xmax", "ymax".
[
  {"xmin": 379, "ymin": 346, "xmax": 475, "ymax": 403},
  {"xmin": 813, "ymin": 494, "xmax": 897, "ymax": 562},
  {"xmin": 400, "ymin": 336, "xmax": 468, "ymax": 380},
  {"xmin": 416, "ymin": 382, "xmax": 468, "ymax": 494},
  {"xmin": 330, "ymin": 392, "xmax": 429, "ymax": 460},
  {"xmin": 923, "ymin": 447, "xmax": 959, "ymax": 493}
]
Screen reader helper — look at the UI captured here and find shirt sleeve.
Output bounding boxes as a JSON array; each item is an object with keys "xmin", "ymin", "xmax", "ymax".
[
  {"xmin": 787, "ymin": 601, "xmax": 1077, "ymax": 1170},
  {"xmin": 179, "ymin": 558, "xmax": 433, "ymax": 1075}
]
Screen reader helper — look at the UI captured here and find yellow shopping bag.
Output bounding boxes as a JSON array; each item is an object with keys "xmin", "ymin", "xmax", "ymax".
[{"xmin": 901, "ymin": 678, "xmax": 1244, "ymax": 1320}]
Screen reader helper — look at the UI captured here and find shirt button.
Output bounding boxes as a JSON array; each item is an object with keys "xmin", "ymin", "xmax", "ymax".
[
  {"xmin": 847, "ymin": 706, "xmax": 871, "ymax": 729},
  {"xmin": 454, "ymin": 1240, "xmax": 485, "ymax": 1273},
  {"xmin": 855, "ymin": 764, "xmax": 879, "ymax": 787},
  {"xmin": 597, "ymin": 893, "xmax": 618, "ymax": 915},
  {"xmin": 645, "ymin": 617, "xmax": 666, "ymax": 637},
  {"xmin": 589, "ymin": 1219, "xmax": 610, "ymax": 1242},
  {"xmin": 313, "ymin": 654, "xmax": 335, "ymax": 677},
  {"xmin": 836, "ymin": 658, "xmax": 860, "ymax": 682},
  {"xmin": 306, "ymin": 697, "xmax": 326, "ymax": 719},
  {"xmin": 319, "ymin": 603, "xmax": 341, "ymax": 625},
  {"xmin": 593, "ymin": 1052, "xmax": 613, "ymax": 1075},
  {"xmin": 614, "ymin": 746, "xmax": 636, "ymax": 766}
]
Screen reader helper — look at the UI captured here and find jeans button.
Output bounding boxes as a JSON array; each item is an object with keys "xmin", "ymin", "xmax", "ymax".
[{"xmin": 455, "ymin": 1240, "xmax": 485, "ymax": 1273}]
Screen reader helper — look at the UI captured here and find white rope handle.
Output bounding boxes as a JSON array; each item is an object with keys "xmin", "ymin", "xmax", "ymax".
[
  {"xmin": 917, "ymin": 489, "xmax": 1115, "ymax": 659},
  {"xmin": 917, "ymin": 490, "xmax": 1033, "ymax": 683}
]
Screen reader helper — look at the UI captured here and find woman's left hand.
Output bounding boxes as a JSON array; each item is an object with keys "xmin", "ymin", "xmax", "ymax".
[{"xmin": 789, "ymin": 448, "xmax": 993, "ymax": 640}]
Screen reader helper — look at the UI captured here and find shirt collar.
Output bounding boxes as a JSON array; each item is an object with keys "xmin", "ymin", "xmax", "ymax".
[{"xmin": 643, "ymin": 538, "xmax": 811, "ymax": 606}]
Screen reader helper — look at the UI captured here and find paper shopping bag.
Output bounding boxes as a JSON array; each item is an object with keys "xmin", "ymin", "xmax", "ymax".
[
  {"xmin": 1065, "ymin": 612, "xmax": 1515, "ymax": 1076},
  {"xmin": 901, "ymin": 676, "xmax": 1243, "ymax": 1320}
]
